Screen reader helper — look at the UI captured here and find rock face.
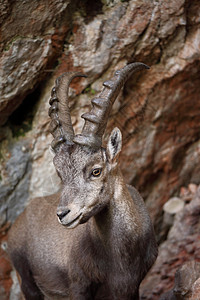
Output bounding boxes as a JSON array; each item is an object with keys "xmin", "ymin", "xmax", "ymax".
[
  {"xmin": 0, "ymin": 139, "xmax": 31, "ymax": 227},
  {"xmin": 140, "ymin": 184, "xmax": 200, "ymax": 299},
  {"xmin": 0, "ymin": 0, "xmax": 200, "ymax": 298},
  {"xmin": 0, "ymin": 0, "xmax": 75, "ymax": 125},
  {"xmin": 160, "ymin": 261, "xmax": 200, "ymax": 300},
  {"xmin": 0, "ymin": 224, "xmax": 12, "ymax": 300}
]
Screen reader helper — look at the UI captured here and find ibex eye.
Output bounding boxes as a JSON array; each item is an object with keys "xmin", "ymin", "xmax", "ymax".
[{"xmin": 91, "ymin": 168, "xmax": 102, "ymax": 177}]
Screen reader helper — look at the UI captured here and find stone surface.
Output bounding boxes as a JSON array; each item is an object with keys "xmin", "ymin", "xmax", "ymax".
[
  {"xmin": 161, "ymin": 261, "xmax": 200, "ymax": 300},
  {"xmin": 0, "ymin": 0, "xmax": 75, "ymax": 125},
  {"xmin": 140, "ymin": 185, "xmax": 200, "ymax": 299},
  {"xmin": 163, "ymin": 197, "xmax": 185, "ymax": 214},
  {"xmin": 0, "ymin": 224, "xmax": 12, "ymax": 300},
  {"xmin": 0, "ymin": 139, "xmax": 32, "ymax": 227}
]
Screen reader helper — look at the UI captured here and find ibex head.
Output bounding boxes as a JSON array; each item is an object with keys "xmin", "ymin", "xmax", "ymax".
[{"xmin": 49, "ymin": 63, "xmax": 149, "ymax": 228}]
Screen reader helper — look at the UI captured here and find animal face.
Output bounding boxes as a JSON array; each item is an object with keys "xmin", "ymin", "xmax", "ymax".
[{"xmin": 54, "ymin": 128, "xmax": 122, "ymax": 228}]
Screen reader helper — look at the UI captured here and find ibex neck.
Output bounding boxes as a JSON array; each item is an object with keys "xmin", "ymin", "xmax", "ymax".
[{"xmin": 93, "ymin": 174, "xmax": 138, "ymax": 248}]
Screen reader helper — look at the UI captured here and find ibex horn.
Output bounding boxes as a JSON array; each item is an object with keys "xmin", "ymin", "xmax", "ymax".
[
  {"xmin": 73, "ymin": 62, "xmax": 149, "ymax": 148},
  {"xmin": 49, "ymin": 72, "xmax": 86, "ymax": 151}
]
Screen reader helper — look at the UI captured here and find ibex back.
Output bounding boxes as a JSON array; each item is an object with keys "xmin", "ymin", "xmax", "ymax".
[{"xmin": 8, "ymin": 63, "xmax": 158, "ymax": 300}]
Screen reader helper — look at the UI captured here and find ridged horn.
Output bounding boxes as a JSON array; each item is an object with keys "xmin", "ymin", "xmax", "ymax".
[
  {"xmin": 73, "ymin": 62, "xmax": 149, "ymax": 148},
  {"xmin": 49, "ymin": 72, "xmax": 86, "ymax": 151}
]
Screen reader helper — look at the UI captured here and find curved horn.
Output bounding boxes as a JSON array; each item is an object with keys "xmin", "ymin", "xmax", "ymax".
[
  {"xmin": 49, "ymin": 72, "xmax": 86, "ymax": 151},
  {"xmin": 73, "ymin": 62, "xmax": 149, "ymax": 148}
]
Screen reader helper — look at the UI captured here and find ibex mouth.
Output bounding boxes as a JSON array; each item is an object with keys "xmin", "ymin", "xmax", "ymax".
[{"xmin": 65, "ymin": 213, "xmax": 83, "ymax": 229}]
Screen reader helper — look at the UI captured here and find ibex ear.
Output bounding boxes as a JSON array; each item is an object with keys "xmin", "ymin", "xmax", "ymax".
[{"xmin": 106, "ymin": 127, "xmax": 122, "ymax": 163}]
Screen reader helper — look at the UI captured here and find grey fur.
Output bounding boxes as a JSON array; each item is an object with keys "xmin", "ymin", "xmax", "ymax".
[{"xmin": 8, "ymin": 64, "xmax": 157, "ymax": 300}]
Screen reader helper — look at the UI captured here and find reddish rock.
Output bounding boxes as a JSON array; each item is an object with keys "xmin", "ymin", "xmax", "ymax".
[
  {"xmin": 159, "ymin": 261, "xmax": 200, "ymax": 299},
  {"xmin": 0, "ymin": 0, "xmax": 76, "ymax": 125},
  {"xmin": 140, "ymin": 185, "xmax": 200, "ymax": 299},
  {"xmin": 0, "ymin": 223, "xmax": 12, "ymax": 300}
]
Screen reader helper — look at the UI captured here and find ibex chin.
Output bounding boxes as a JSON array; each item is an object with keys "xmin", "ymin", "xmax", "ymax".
[{"xmin": 8, "ymin": 63, "xmax": 158, "ymax": 300}]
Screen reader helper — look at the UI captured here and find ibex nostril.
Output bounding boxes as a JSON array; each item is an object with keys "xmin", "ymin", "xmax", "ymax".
[{"xmin": 57, "ymin": 209, "xmax": 70, "ymax": 220}]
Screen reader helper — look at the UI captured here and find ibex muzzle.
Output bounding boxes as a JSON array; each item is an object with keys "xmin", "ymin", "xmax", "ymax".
[{"xmin": 8, "ymin": 63, "xmax": 157, "ymax": 300}]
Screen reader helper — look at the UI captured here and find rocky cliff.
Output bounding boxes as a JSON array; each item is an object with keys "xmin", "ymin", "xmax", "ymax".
[{"xmin": 0, "ymin": 0, "xmax": 199, "ymax": 298}]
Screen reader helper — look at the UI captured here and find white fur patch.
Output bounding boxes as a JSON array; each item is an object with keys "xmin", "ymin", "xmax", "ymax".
[
  {"xmin": 114, "ymin": 178, "xmax": 137, "ymax": 231},
  {"xmin": 107, "ymin": 128, "xmax": 122, "ymax": 161},
  {"xmin": 114, "ymin": 178, "xmax": 123, "ymax": 199}
]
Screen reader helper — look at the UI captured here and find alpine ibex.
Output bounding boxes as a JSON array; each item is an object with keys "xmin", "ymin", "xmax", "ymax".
[{"xmin": 8, "ymin": 63, "xmax": 158, "ymax": 300}]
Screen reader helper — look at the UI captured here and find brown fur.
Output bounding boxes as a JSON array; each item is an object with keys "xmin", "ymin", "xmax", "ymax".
[
  {"xmin": 8, "ymin": 134, "xmax": 157, "ymax": 300},
  {"xmin": 8, "ymin": 64, "xmax": 157, "ymax": 299}
]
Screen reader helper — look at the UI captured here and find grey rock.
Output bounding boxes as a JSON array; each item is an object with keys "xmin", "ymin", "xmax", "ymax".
[
  {"xmin": 9, "ymin": 270, "xmax": 21, "ymax": 300},
  {"xmin": 0, "ymin": 139, "xmax": 31, "ymax": 226}
]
